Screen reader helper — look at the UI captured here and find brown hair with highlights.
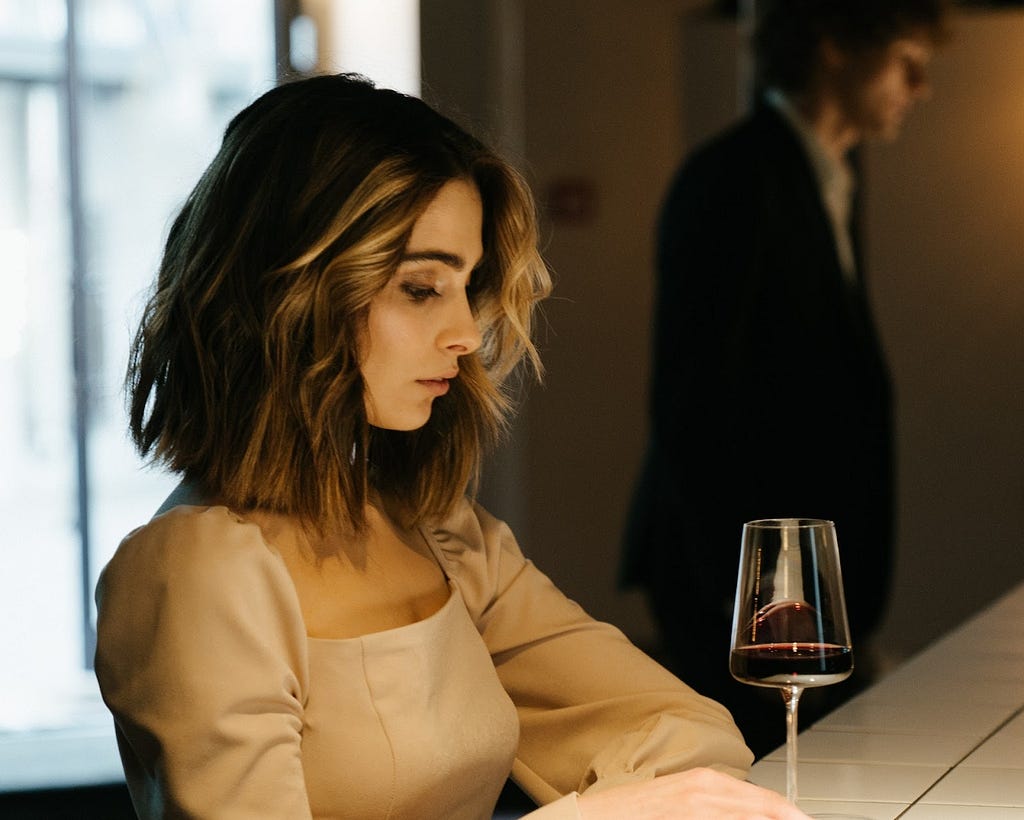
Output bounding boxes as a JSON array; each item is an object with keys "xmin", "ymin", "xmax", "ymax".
[{"xmin": 127, "ymin": 73, "xmax": 551, "ymax": 538}]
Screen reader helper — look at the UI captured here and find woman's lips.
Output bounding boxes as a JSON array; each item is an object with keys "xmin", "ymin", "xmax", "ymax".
[{"xmin": 417, "ymin": 378, "xmax": 450, "ymax": 396}]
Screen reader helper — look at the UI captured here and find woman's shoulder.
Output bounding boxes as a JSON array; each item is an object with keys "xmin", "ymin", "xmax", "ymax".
[
  {"xmin": 423, "ymin": 497, "xmax": 510, "ymax": 558},
  {"xmin": 421, "ymin": 497, "xmax": 529, "ymax": 610},
  {"xmin": 100, "ymin": 504, "xmax": 286, "ymax": 600},
  {"xmin": 94, "ymin": 504, "xmax": 310, "ymax": 720}
]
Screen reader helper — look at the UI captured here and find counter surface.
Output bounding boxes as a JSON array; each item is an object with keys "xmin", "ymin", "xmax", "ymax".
[{"xmin": 749, "ymin": 580, "xmax": 1024, "ymax": 818}]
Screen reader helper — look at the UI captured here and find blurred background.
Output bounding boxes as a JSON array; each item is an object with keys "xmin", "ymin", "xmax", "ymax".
[{"xmin": 1, "ymin": 0, "xmax": 1022, "ymax": 809}]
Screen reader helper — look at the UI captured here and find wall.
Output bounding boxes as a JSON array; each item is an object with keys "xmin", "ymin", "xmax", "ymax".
[
  {"xmin": 865, "ymin": 8, "xmax": 1024, "ymax": 659},
  {"xmin": 516, "ymin": 0, "xmax": 707, "ymax": 643},
  {"xmin": 422, "ymin": 2, "xmax": 1024, "ymax": 663},
  {"xmin": 426, "ymin": 0, "xmax": 706, "ymax": 646}
]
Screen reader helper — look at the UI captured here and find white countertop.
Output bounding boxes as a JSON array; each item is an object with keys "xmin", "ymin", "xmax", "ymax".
[{"xmin": 749, "ymin": 580, "xmax": 1024, "ymax": 818}]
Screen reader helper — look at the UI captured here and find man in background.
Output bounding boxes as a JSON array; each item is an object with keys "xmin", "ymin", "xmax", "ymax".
[{"xmin": 621, "ymin": 0, "xmax": 951, "ymax": 758}]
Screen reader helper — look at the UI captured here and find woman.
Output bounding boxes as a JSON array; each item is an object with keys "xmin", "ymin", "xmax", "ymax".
[{"xmin": 94, "ymin": 73, "xmax": 807, "ymax": 819}]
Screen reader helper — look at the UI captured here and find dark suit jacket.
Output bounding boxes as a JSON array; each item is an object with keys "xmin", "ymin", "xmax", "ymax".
[{"xmin": 623, "ymin": 102, "xmax": 894, "ymax": 647}]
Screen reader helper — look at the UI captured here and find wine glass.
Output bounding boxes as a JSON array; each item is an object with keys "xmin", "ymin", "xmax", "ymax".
[{"xmin": 729, "ymin": 518, "xmax": 853, "ymax": 805}]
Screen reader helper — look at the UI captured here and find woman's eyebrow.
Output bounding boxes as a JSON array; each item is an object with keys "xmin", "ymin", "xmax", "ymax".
[{"xmin": 399, "ymin": 249, "xmax": 466, "ymax": 270}]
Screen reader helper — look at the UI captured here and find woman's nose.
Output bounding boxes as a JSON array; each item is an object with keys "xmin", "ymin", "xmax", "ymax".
[{"xmin": 441, "ymin": 293, "xmax": 482, "ymax": 355}]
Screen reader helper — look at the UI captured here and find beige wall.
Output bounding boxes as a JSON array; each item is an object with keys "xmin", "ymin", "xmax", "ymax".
[
  {"xmin": 427, "ymin": 0, "xmax": 704, "ymax": 646},
  {"xmin": 422, "ymin": 2, "xmax": 1024, "ymax": 663},
  {"xmin": 517, "ymin": 0, "xmax": 703, "ymax": 644},
  {"xmin": 864, "ymin": 8, "xmax": 1024, "ymax": 659}
]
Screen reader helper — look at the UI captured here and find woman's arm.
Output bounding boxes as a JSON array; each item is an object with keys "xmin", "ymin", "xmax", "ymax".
[
  {"xmin": 429, "ymin": 502, "xmax": 805, "ymax": 815},
  {"xmin": 95, "ymin": 505, "xmax": 312, "ymax": 819}
]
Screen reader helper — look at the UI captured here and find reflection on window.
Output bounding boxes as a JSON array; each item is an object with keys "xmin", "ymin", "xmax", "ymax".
[{"xmin": 0, "ymin": 0, "xmax": 274, "ymax": 730}]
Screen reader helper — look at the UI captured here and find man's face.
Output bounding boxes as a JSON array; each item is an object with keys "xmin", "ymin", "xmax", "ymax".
[{"xmin": 837, "ymin": 33, "xmax": 936, "ymax": 142}]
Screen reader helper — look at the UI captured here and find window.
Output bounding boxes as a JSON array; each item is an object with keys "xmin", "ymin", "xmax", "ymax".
[
  {"xmin": 0, "ymin": 0, "xmax": 421, "ymax": 752},
  {"xmin": 0, "ymin": 0, "xmax": 275, "ymax": 732}
]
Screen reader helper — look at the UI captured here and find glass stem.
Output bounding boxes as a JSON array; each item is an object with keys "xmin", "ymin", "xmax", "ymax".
[{"xmin": 781, "ymin": 684, "xmax": 803, "ymax": 804}]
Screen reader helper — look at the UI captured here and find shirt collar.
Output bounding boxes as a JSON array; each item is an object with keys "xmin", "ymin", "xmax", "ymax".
[{"xmin": 764, "ymin": 87, "xmax": 854, "ymax": 205}]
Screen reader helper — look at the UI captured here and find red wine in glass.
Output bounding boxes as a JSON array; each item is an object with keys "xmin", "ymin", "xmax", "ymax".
[
  {"xmin": 733, "ymin": 601, "xmax": 851, "ymax": 683},
  {"xmin": 729, "ymin": 519, "xmax": 853, "ymax": 805},
  {"xmin": 731, "ymin": 601, "xmax": 853, "ymax": 687}
]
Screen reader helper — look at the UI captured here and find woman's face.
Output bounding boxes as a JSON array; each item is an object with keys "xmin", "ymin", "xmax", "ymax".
[{"xmin": 360, "ymin": 178, "xmax": 484, "ymax": 431}]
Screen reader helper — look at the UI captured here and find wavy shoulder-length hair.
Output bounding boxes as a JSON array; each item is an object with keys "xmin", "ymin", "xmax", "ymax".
[{"xmin": 127, "ymin": 73, "xmax": 551, "ymax": 536}]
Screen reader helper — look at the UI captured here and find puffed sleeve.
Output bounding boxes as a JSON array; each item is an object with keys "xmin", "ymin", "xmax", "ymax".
[
  {"xmin": 428, "ymin": 500, "xmax": 752, "ymax": 811},
  {"xmin": 94, "ymin": 505, "xmax": 312, "ymax": 819}
]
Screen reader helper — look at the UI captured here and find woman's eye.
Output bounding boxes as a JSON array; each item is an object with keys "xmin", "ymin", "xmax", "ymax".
[{"xmin": 400, "ymin": 283, "xmax": 440, "ymax": 302}]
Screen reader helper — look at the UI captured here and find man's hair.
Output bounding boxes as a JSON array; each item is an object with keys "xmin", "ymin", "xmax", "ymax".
[
  {"xmin": 754, "ymin": 0, "xmax": 952, "ymax": 93},
  {"xmin": 127, "ymin": 73, "xmax": 551, "ymax": 538}
]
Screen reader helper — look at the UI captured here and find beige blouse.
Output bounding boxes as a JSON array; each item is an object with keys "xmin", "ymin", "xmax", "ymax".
[{"xmin": 94, "ymin": 499, "xmax": 751, "ymax": 819}]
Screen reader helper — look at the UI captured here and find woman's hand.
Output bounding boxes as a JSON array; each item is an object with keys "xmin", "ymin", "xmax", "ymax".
[{"xmin": 576, "ymin": 767, "xmax": 811, "ymax": 819}]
